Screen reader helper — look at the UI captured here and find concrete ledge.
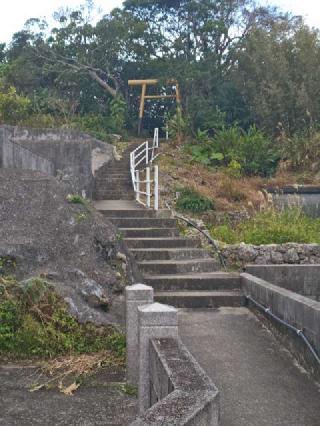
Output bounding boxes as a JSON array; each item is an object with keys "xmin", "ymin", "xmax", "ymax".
[
  {"xmin": 132, "ymin": 337, "xmax": 220, "ymax": 426},
  {"xmin": 241, "ymin": 272, "xmax": 320, "ymax": 379},
  {"xmin": 266, "ymin": 185, "xmax": 320, "ymax": 194}
]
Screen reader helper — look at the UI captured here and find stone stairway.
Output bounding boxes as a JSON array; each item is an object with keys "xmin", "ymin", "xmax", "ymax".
[{"xmin": 94, "ymin": 143, "xmax": 245, "ymax": 308}]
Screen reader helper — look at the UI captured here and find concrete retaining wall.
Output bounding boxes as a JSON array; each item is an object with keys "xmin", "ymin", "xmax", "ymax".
[
  {"xmin": 245, "ymin": 265, "xmax": 320, "ymax": 300},
  {"xmin": 241, "ymin": 272, "xmax": 320, "ymax": 379},
  {"xmin": 0, "ymin": 127, "xmax": 54, "ymax": 175},
  {"xmin": 0, "ymin": 125, "xmax": 113, "ymax": 196}
]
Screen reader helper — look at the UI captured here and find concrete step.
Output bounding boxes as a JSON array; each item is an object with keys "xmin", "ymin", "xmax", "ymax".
[
  {"xmin": 124, "ymin": 237, "xmax": 201, "ymax": 249},
  {"xmin": 94, "ymin": 186, "xmax": 132, "ymax": 193},
  {"xmin": 102, "ymin": 166, "xmax": 129, "ymax": 171},
  {"xmin": 119, "ymin": 228, "xmax": 179, "ymax": 238},
  {"xmin": 131, "ymin": 248, "xmax": 211, "ymax": 261},
  {"xmin": 94, "ymin": 186, "xmax": 133, "ymax": 194},
  {"xmin": 109, "ymin": 217, "xmax": 178, "ymax": 228},
  {"xmin": 94, "ymin": 192, "xmax": 135, "ymax": 200},
  {"xmin": 96, "ymin": 170, "xmax": 130, "ymax": 175},
  {"xmin": 138, "ymin": 258, "xmax": 218, "ymax": 274},
  {"xmin": 94, "ymin": 200, "xmax": 141, "ymax": 211},
  {"xmin": 95, "ymin": 178, "xmax": 132, "ymax": 184},
  {"xmin": 100, "ymin": 210, "xmax": 171, "ymax": 218},
  {"xmin": 155, "ymin": 290, "xmax": 245, "ymax": 308},
  {"xmin": 144, "ymin": 272, "xmax": 240, "ymax": 291}
]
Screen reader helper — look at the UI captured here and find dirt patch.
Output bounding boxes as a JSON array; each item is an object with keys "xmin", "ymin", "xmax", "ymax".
[{"xmin": 158, "ymin": 142, "xmax": 320, "ymax": 224}]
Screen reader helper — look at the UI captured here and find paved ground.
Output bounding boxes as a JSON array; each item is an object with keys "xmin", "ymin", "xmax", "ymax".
[
  {"xmin": 179, "ymin": 307, "xmax": 320, "ymax": 426},
  {"xmin": 0, "ymin": 365, "xmax": 137, "ymax": 426}
]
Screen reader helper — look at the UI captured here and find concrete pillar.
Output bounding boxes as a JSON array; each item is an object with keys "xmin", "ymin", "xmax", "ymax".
[
  {"xmin": 138, "ymin": 302, "xmax": 178, "ymax": 414},
  {"xmin": 126, "ymin": 284, "xmax": 154, "ymax": 385}
]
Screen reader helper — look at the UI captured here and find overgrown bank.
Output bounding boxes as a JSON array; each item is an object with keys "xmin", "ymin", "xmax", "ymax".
[{"xmin": 0, "ymin": 276, "xmax": 125, "ymax": 360}]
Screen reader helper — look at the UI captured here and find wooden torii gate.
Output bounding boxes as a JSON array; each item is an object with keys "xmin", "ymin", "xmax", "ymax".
[{"xmin": 128, "ymin": 79, "xmax": 181, "ymax": 135}]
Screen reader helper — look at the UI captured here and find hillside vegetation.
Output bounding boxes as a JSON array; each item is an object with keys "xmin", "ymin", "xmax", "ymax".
[
  {"xmin": 1, "ymin": 1, "xmax": 320, "ymax": 148},
  {"xmin": 1, "ymin": 0, "xmax": 320, "ymax": 244}
]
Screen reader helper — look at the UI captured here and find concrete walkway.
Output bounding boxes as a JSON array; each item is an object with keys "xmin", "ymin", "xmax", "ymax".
[
  {"xmin": 179, "ymin": 307, "xmax": 320, "ymax": 426},
  {"xmin": 0, "ymin": 365, "xmax": 137, "ymax": 426}
]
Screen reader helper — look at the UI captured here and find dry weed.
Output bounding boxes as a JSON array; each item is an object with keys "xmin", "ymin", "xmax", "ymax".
[{"xmin": 30, "ymin": 350, "xmax": 124, "ymax": 395}]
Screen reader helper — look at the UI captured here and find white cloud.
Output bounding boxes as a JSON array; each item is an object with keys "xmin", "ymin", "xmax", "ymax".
[
  {"xmin": 264, "ymin": 0, "xmax": 320, "ymax": 28},
  {"xmin": 1, "ymin": 1, "xmax": 319, "ymax": 45},
  {"xmin": 0, "ymin": 0, "xmax": 123, "ymax": 44}
]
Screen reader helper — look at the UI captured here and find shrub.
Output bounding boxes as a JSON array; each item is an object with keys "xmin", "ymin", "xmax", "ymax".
[
  {"xmin": 190, "ymin": 125, "xmax": 280, "ymax": 177},
  {"xmin": 0, "ymin": 277, "xmax": 125, "ymax": 360},
  {"xmin": 167, "ymin": 110, "xmax": 189, "ymax": 143},
  {"xmin": 19, "ymin": 113, "xmax": 61, "ymax": 128},
  {"xmin": 176, "ymin": 187, "xmax": 214, "ymax": 213},
  {"xmin": 237, "ymin": 126, "xmax": 280, "ymax": 177},
  {"xmin": 67, "ymin": 194, "xmax": 87, "ymax": 205},
  {"xmin": 110, "ymin": 96, "xmax": 127, "ymax": 132},
  {"xmin": 0, "ymin": 85, "xmax": 30, "ymax": 123},
  {"xmin": 71, "ymin": 113, "xmax": 114, "ymax": 142},
  {"xmin": 210, "ymin": 208, "xmax": 320, "ymax": 245}
]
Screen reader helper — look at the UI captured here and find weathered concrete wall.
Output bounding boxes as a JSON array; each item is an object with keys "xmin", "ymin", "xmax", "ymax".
[
  {"xmin": 0, "ymin": 125, "xmax": 113, "ymax": 196},
  {"xmin": 222, "ymin": 243, "xmax": 320, "ymax": 267},
  {"xmin": 267, "ymin": 186, "xmax": 320, "ymax": 218},
  {"xmin": 241, "ymin": 273, "xmax": 320, "ymax": 379},
  {"xmin": 245, "ymin": 265, "xmax": 320, "ymax": 300},
  {"xmin": 0, "ymin": 127, "xmax": 54, "ymax": 175},
  {"xmin": 132, "ymin": 338, "xmax": 220, "ymax": 426}
]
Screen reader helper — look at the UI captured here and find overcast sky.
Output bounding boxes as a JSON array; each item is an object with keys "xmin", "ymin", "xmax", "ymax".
[{"xmin": 1, "ymin": 0, "xmax": 320, "ymax": 44}]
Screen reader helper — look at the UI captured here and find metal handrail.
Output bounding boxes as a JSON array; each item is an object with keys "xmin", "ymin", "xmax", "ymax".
[
  {"xmin": 130, "ymin": 128, "xmax": 160, "ymax": 210},
  {"xmin": 247, "ymin": 295, "xmax": 320, "ymax": 366}
]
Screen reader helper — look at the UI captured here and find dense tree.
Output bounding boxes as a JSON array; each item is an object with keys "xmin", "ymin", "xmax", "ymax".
[{"xmin": 0, "ymin": 0, "xmax": 320, "ymax": 138}]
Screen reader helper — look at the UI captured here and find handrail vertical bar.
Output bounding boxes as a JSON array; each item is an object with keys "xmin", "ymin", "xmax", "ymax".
[
  {"xmin": 154, "ymin": 165, "xmax": 159, "ymax": 210},
  {"xmin": 146, "ymin": 167, "xmax": 151, "ymax": 208},
  {"xmin": 146, "ymin": 141, "xmax": 149, "ymax": 165},
  {"xmin": 136, "ymin": 170, "xmax": 140, "ymax": 203}
]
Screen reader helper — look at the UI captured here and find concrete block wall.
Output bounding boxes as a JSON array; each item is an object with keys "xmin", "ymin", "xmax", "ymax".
[
  {"xmin": 126, "ymin": 285, "xmax": 220, "ymax": 425},
  {"xmin": 241, "ymin": 272, "xmax": 320, "ymax": 379}
]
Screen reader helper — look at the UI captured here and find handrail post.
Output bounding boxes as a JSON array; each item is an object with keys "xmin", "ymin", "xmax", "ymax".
[
  {"xmin": 136, "ymin": 170, "xmax": 140, "ymax": 203},
  {"xmin": 146, "ymin": 141, "xmax": 149, "ymax": 165},
  {"xmin": 146, "ymin": 167, "xmax": 151, "ymax": 208},
  {"xmin": 154, "ymin": 165, "xmax": 159, "ymax": 210}
]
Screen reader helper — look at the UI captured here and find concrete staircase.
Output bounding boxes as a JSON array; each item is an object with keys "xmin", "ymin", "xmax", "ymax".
[{"xmin": 94, "ymin": 144, "xmax": 245, "ymax": 308}]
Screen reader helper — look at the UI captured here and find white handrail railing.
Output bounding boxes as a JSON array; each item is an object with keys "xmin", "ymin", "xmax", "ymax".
[{"xmin": 130, "ymin": 128, "xmax": 160, "ymax": 210}]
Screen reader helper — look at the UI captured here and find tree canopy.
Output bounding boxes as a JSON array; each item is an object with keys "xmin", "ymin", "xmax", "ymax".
[{"xmin": 1, "ymin": 0, "xmax": 320, "ymax": 138}]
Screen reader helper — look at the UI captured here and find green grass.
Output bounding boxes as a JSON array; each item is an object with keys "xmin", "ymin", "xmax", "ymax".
[
  {"xmin": 176, "ymin": 187, "xmax": 214, "ymax": 213},
  {"xmin": 67, "ymin": 194, "xmax": 88, "ymax": 205},
  {"xmin": 210, "ymin": 209, "xmax": 320, "ymax": 245},
  {"xmin": 0, "ymin": 277, "xmax": 125, "ymax": 360}
]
